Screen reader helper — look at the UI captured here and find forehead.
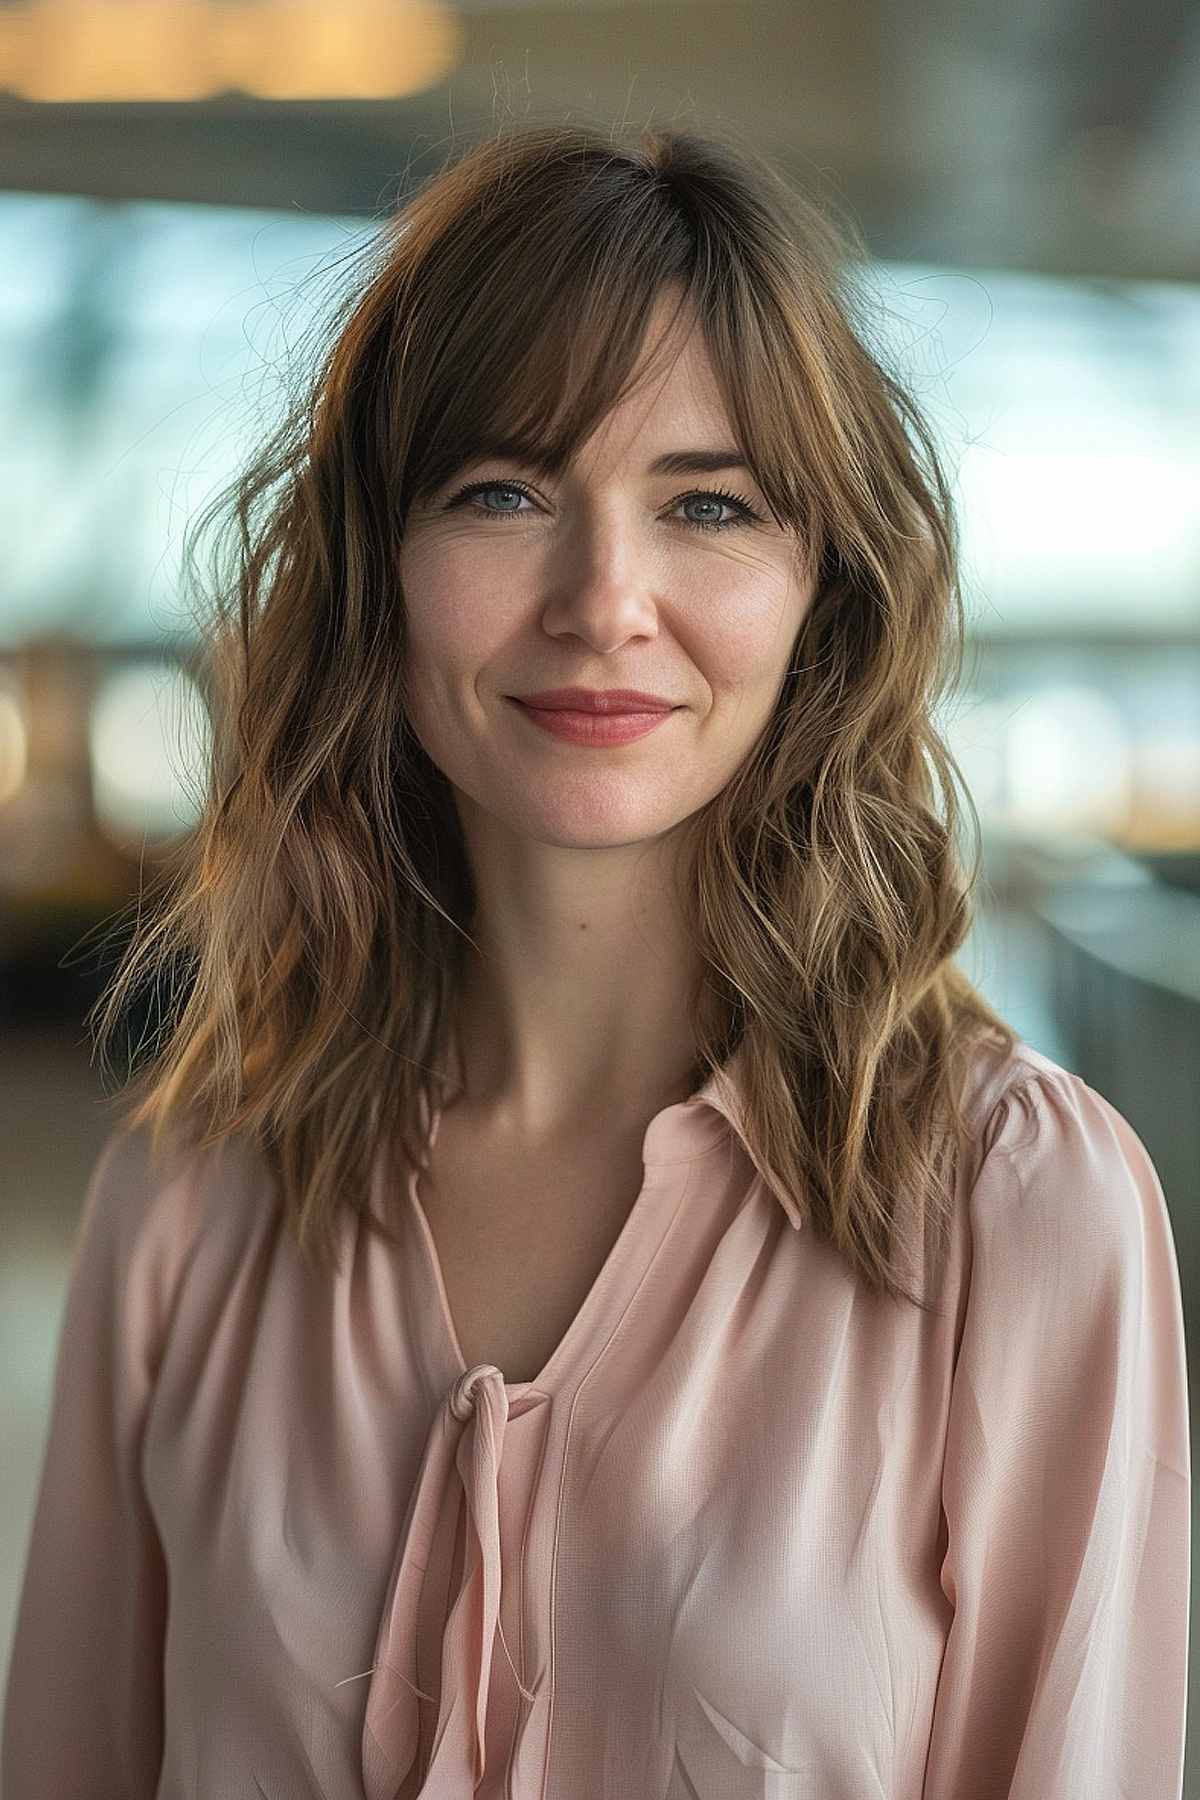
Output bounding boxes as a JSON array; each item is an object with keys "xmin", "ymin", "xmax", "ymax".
[
  {"xmin": 496, "ymin": 317, "xmax": 741, "ymax": 482},
  {"xmin": 593, "ymin": 324, "xmax": 730, "ymax": 439}
]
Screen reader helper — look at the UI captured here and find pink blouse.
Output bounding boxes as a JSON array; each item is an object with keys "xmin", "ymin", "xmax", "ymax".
[{"xmin": 2, "ymin": 1035, "xmax": 1190, "ymax": 1798}]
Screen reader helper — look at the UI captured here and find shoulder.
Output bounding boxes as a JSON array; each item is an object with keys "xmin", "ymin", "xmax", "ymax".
[
  {"xmin": 954, "ymin": 1036, "xmax": 1172, "ymax": 1295},
  {"xmin": 81, "ymin": 1116, "xmax": 274, "ymax": 1246},
  {"xmin": 941, "ymin": 1038, "xmax": 1189, "ymax": 1491},
  {"xmin": 75, "ymin": 1121, "xmax": 205, "ymax": 1273},
  {"xmin": 73, "ymin": 1121, "xmax": 279, "ymax": 1362}
]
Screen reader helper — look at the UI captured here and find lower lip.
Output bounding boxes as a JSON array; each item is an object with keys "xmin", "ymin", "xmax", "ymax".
[{"xmin": 509, "ymin": 700, "xmax": 677, "ymax": 745}]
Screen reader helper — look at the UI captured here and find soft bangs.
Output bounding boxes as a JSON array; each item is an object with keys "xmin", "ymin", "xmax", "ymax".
[
  {"xmin": 392, "ymin": 170, "xmax": 820, "ymax": 564},
  {"xmin": 396, "ymin": 195, "xmax": 694, "ymax": 519}
]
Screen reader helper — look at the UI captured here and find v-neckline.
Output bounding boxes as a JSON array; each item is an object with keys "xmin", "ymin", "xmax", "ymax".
[{"xmin": 406, "ymin": 1078, "xmax": 732, "ymax": 1400}]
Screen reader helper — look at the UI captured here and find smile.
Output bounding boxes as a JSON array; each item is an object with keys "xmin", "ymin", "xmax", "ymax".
[{"xmin": 508, "ymin": 700, "xmax": 678, "ymax": 746}]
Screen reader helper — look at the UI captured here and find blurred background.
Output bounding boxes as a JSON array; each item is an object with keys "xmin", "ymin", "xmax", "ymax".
[{"xmin": 1, "ymin": 0, "xmax": 1198, "ymax": 1786}]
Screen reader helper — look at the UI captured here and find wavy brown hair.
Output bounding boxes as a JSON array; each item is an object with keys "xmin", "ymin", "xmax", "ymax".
[{"xmin": 89, "ymin": 119, "xmax": 1017, "ymax": 1314}]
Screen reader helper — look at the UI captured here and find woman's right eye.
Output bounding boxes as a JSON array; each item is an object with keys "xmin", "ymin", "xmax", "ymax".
[{"xmin": 444, "ymin": 479, "xmax": 535, "ymax": 520}]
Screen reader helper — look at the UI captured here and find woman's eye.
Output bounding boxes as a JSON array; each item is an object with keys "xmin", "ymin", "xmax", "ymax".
[
  {"xmin": 452, "ymin": 481, "xmax": 534, "ymax": 521},
  {"xmin": 443, "ymin": 479, "xmax": 762, "ymax": 534}
]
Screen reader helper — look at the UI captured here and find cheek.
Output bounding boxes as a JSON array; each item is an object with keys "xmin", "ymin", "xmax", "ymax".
[
  {"xmin": 397, "ymin": 562, "xmax": 505, "ymax": 769},
  {"xmin": 401, "ymin": 529, "xmax": 528, "ymax": 644},
  {"xmin": 698, "ymin": 595, "xmax": 797, "ymax": 704},
  {"xmin": 401, "ymin": 545, "xmax": 515, "ymax": 668}
]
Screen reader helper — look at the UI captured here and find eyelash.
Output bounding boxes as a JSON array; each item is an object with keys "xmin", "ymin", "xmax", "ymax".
[{"xmin": 442, "ymin": 477, "xmax": 764, "ymax": 534}]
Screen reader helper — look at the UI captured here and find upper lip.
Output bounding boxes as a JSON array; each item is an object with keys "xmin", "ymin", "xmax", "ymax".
[{"xmin": 513, "ymin": 687, "xmax": 679, "ymax": 713}]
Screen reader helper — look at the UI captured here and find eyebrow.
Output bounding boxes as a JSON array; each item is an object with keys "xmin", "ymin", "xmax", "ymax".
[{"xmin": 648, "ymin": 448, "xmax": 753, "ymax": 477}]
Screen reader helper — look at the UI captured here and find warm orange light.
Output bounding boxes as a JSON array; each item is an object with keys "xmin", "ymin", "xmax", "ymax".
[
  {"xmin": 0, "ymin": 0, "xmax": 464, "ymax": 103},
  {"xmin": 0, "ymin": 685, "xmax": 27, "ymax": 806}
]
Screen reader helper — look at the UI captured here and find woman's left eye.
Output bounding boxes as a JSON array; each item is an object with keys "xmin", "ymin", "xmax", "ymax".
[{"xmin": 443, "ymin": 479, "xmax": 763, "ymax": 534}]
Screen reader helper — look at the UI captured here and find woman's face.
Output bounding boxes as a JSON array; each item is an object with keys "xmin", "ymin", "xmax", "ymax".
[{"xmin": 398, "ymin": 298, "xmax": 816, "ymax": 853}]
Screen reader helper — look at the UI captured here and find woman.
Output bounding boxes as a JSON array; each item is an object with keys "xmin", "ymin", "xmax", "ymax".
[{"xmin": 2, "ymin": 123, "xmax": 1189, "ymax": 1798}]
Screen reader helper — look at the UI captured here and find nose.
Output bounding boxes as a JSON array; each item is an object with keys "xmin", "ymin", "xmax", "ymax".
[{"xmin": 542, "ymin": 503, "xmax": 661, "ymax": 647}]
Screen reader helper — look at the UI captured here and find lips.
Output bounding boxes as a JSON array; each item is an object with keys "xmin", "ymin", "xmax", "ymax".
[
  {"xmin": 513, "ymin": 690, "xmax": 678, "ymax": 714},
  {"xmin": 509, "ymin": 700, "xmax": 676, "ymax": 745}
]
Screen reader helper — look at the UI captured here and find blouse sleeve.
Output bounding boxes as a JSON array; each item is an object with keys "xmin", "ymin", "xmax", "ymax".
[
  {"xmin": 922, "ymin": 1065, "xmax": 1191, "ymax": 1800},
  {"xmin": 1, "ymin": 1126, "xmax": 200, "ymax": 1799}
]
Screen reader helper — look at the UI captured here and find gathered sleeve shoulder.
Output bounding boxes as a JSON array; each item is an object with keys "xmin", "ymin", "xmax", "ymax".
[
  {"xmin": 922, "ymin": 1060, "xmax": 1191, "ymax": 1799},
  {"xmin": 1, "ymin": 1124, "xmax": 206, "ymax": 1799}
]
